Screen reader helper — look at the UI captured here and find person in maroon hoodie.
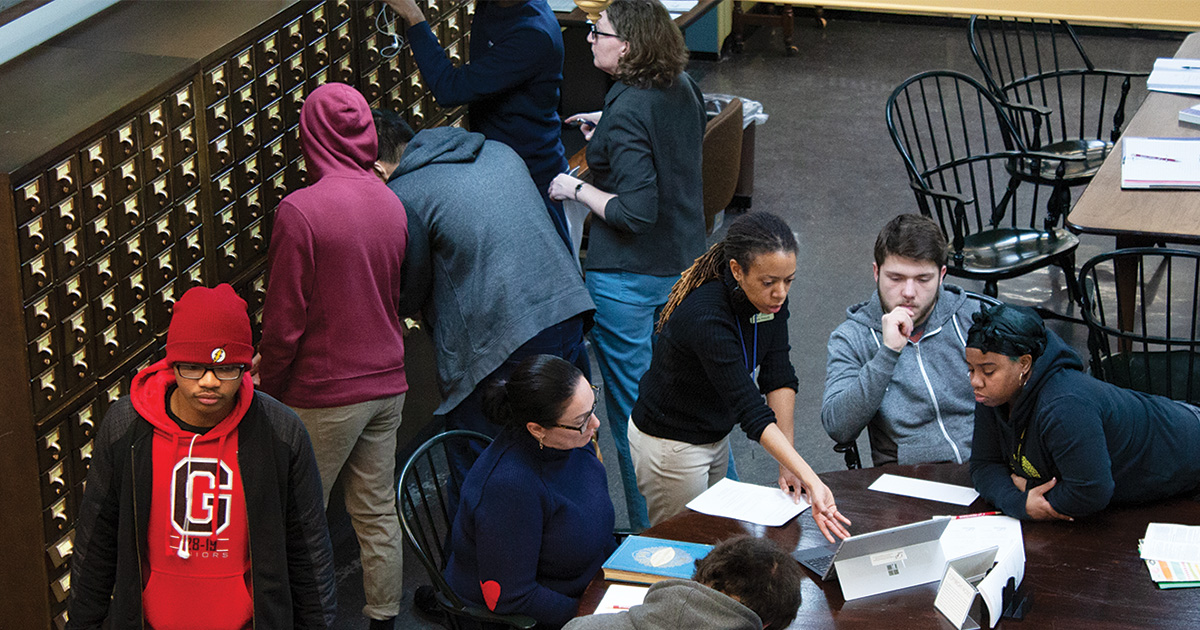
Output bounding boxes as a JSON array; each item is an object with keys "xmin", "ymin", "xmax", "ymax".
[
  {"xmin": 68, "ymin": 284, "xmax": 336, "ymax": 630},
  {"xmin": 256, "ymin": 82, "xmax": 408, "ymax": 629}
]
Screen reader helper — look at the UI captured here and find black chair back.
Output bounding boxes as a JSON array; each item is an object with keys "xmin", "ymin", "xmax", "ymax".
[
  {"xmin": 1079, "ymin": 248, "xmax": 1200, "ymax": 405},
  {"xmin": 397, "ymin": 430, "xmax": 537, "ymax": 629},
  {"xmin": 969, "ymin": 16, "xmax": 1145, "ymax": 156},
  {"xmin": 886, "ymin": 71, "xmax": 1080, "ymax": 301}
]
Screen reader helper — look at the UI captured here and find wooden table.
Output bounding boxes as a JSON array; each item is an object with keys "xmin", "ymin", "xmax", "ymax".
[
  {"xmin": 1067, "ymin": 32, "xmax": 1200, "ymax": 248},
  {"xmin": 577, "ymin": 463, "xmax": 1200, "ymax": 629}
]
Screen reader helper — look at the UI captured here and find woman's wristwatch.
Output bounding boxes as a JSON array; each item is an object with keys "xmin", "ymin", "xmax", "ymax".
[{"xmin": 574, "ymin": 181, "xmax": 585, "ymax": 201}]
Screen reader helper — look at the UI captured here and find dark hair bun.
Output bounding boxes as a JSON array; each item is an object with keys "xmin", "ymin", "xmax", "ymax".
[{"xmin": 480, "ymin": 355, "xmax": 585, "ymax": 430}]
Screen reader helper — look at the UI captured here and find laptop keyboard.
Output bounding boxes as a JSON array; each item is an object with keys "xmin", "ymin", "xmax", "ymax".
[{"xmin": 807, "ymin": 553, "xmax": 835, "ymax": 577}]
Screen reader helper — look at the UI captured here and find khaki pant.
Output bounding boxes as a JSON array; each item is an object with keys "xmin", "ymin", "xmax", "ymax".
[
  {"xmin": 293, "ymin": 393, "xmax": 405, "ymax": 620},
  {"xmin": 628, "ymin": 420, "xmax": 730, "ymax": 527}
]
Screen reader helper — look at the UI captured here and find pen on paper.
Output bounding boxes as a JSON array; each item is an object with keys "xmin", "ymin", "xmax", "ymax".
[
  {"xmin": 1133, "ymin": 153, "xmax": 1180, "ymax": 163},
  {"xmin": 1181, "ymin": 65, "xmax": 1200, "ymax": 70},
  {"xmin": 935, "ymin": 511, "xmax": 1003, "ymax": 520}
]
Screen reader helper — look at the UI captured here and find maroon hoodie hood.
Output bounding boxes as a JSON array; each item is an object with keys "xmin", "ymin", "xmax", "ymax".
[{"xmin": 299, "ymin": 82, "xmax": 378, "ymax": 182}]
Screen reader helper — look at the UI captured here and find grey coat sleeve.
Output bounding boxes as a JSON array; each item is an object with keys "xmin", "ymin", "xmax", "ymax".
[{"xmin": 821, "ymin": 325, "xmax": 901, "ymax": 444}]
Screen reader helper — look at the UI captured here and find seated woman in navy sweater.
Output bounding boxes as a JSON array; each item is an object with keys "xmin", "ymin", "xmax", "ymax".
[
  {"xmin": 628, "ymin": 212, "xmax": 852, "ymax": 541},
  {"xmin": 444, "ymin": 355, "xmax": 616, "ymax": 628},
  {"xmin": 967, "ymin": 303, "xmax": 1200, "ymax": 520}
]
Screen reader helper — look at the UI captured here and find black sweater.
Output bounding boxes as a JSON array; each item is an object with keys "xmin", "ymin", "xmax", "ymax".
[{"xmin": 632, "ymin": 270, "xmax": 799, "ymax": 445}]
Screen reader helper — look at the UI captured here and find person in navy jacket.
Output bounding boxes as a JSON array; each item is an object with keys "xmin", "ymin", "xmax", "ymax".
[
  {"xmin": 444, "ymin": 355, "xmax": 617, "ymax": 628},
  {"xmin": 967, "ymin": 303, "xmax": 1200, "ymax": 520}
]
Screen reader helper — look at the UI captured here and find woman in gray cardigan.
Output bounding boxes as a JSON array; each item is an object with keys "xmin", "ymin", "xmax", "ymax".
[{"xmin": 549, "ymin": 0, "xmax": 707, "ymax": 531}]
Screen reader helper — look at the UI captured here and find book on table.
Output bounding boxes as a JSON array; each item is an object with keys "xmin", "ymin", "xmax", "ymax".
[
  {"xmin": 602, "ymin": 536, "xmax": 713, "ymax": 585},
  {"xmin": 1120, "ymin": 137, "xmax": 1200, "ymax": 189},
  {"xmin": 1148, "ymin": 58, "xmax": 1200, "ymax": 96},
  {"xmin": 1139, "ymin": 523, "xmax": 1200, "ymax": 590},
  {"xmin": 1181, "ymin": 103, "xmax": 1200, "ymax": 125}
]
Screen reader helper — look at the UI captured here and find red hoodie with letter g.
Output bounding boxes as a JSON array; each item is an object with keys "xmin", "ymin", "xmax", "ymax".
[{"xmin": 133, "ymin": 359, "xmax": 255, "ymax": 630}]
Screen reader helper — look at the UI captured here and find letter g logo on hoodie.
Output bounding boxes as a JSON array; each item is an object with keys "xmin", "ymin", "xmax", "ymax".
[{"xmin": 171, "ymin": 457, "xmax": 233, "ymax": 536}]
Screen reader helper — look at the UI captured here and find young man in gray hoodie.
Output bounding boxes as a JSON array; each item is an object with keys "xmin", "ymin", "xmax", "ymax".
[
  {"xmin": 821, "ymin": 214, "xmax": 979, "ymax": 467},
  {"xmin": 371, "ymin": 110, "xmax": 594, "ymax": 481},
  {"xmin": 562, "ymin": 537, "xmax": 803, "ymax": 630}
]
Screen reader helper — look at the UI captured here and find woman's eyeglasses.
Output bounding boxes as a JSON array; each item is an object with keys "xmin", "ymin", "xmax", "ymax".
[
  {"xmin": 551, "ymin": 385, "xmax": 600, "ymax": 434},
  {"xmin": 589, "ymin": 23, "xmax": 620, "ymax": 39}
]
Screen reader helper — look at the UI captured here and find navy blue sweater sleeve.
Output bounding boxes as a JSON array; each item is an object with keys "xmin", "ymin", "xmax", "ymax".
[
  {"xmin": 407, "ymin": 21, "xmax": 552, "ymax": 108},
  {"xmin": 473, "ymin": 471, "xmax": 577, "ymax": 626},
  {"xmin": 1035, "ymin": 396, "xmax": 1116, "ymax": 517},
  {"xmin": 969, "ymin": 406, "xmax": 1031, "ymax": 519}
]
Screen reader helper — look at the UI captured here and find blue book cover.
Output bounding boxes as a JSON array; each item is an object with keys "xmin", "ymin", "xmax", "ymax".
[{"xmin": 602, "ymin": 536, "xmax": 714, "ymax": 584}]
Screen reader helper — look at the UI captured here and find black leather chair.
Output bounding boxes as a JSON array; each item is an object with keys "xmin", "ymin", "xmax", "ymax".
[
  {"xmin": 832, "ymin": 290, "xmax": 1001, "ymax": 469},
  {"xmin": 969, "ymin": 16, "xmax": 1147, "ymax": 189},
  {"xmin": 886, "ymin": 70, "xmax": 1083, "ymax": 310},
  {"xmin": 1079, "ymin": 248, "xmax": 1200, "ymax": 405},
  {"xmin": 397, "ymin": 430, "xmax": 536, "ymax": 630}
]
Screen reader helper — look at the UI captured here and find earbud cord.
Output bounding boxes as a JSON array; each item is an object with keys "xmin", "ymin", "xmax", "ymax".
[
  {"xmin": 176, "ymin": 432, "xmax": 200, "ymax": 560},
  {"xmin": 377, "ymin": 5, "xmax": 404, "ymax": 59}
]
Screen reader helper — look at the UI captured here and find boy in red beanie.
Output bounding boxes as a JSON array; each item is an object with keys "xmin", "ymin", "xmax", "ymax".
[{"xmin": 68, "ymin": 284, "xmax": 337, "ymax": 630}]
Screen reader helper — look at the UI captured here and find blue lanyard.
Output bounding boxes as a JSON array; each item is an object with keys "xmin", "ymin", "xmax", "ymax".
[{"xmin": 736, "ymin": 317, "xmax": 758, "ymax": 374}]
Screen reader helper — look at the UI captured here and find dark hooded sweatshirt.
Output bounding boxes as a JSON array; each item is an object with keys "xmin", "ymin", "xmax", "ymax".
[
  {"xmin": 259, "ymin": 83, "xmax": 408, "ymax": 408},
  {"xmin": 970, "ymin": 330, "xmax": 1200, "ymax": 519}
]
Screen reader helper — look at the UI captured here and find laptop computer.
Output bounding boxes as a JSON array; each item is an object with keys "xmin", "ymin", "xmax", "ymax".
[{"xmin": 792, "ymin": 516, "xmax": 952, "ymax": 601}]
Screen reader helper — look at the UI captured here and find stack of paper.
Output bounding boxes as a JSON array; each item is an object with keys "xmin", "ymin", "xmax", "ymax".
[
  {"xmin": 1120, "ymin": 137, "xmax": 1200, "ymax": 189},
  {"xmin": 1148, "ymin": 58, "xmax": 1200, "ymax": 96},
  {"xmin": 1139, "ymin": 523, "xmax": 1200, "ymax": 589}
]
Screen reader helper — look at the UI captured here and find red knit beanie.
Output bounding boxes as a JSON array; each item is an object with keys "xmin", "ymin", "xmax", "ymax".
[{"xmin": 165, "ymin": 284, "xmax": 254, "ymax": 366}]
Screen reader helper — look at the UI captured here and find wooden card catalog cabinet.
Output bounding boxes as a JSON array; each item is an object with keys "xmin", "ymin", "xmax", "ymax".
[{"xmin": 0, "ymin": 2, "xmax": 476, "ymax": 627}]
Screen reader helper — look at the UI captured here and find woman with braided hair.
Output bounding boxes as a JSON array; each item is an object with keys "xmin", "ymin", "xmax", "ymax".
[
  {"xmin": 628, "ymin": 212, "xmax": 852, "ymax": 541},
  {"xmin": 966, "ymin": 303, "xmax": 1200, "ymax": 521}
]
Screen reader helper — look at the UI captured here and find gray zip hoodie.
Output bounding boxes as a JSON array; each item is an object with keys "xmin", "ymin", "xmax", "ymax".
[
  {"xmin": 821, "ymin": 284, "xmax": 979, "ymax": 466},
  {"xmin": 388, "ymin": 127, "xmax": 594, "ymax": 413},
  {"xmin": 562, "ymin": 579, "xmax": 762, "ymax": 630}
]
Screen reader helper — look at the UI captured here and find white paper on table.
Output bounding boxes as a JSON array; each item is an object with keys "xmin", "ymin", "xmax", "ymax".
[
  {"xmin": 975, "ymin": 534, "xmax": 1025, "ymax": 629},
  {"xmin": 934, "ymin": 565, "xmax": 976, "ymax": 629},
  {"xmin": 593, "ymin": 584, "xmax": 649, "ymax": 615},
  {"xmin": 1140, "ymin": 523, "xmax": 1200, "ymax": 563},
  {"xmin": 941, "ymin": 516, "xmax": 1022, "ymax": 562},
  {"xmin": 662, "ymin": 0, "xmax": 699, "ymax": 12},
  {"xmin": 562, "ymin": 198, "xmax": 590, "ymax": 273},
  {"xmin": 868, "ymin": 473, "xmax": 979, "ymax": 506},
  {"xmin": 547, "ymin": 0, "xmax": 579, "ymax": 13},
  {"xmin": 685, "ymin": 478, "xmax": 811, "ymax": 527}
]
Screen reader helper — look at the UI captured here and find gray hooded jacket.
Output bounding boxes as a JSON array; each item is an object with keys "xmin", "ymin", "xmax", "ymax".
[
  {"xmin": 821, "ymin": 284, "xmax": 978, "ymax": 466},
  {"xmin": 387, "ymin": 127, "xmax": 594, "ymax": 413},
  {"xmin": 562, "ymin": 580, "xmax": 762, "ymax": 630}
]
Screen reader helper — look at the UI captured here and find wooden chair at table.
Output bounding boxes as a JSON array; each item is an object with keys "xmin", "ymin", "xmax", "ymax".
[
  {"xmin": 1079, "ymin": 248, "xmax": 1200, "ymax": 405},
  {"xmin": 886, "ymin": 70, "xmax": 1086, "ymax": 319},
  {"xmin": 832, "ymin": 291, "xmax": 1001, "ymax": 469},
  {"xmin": 968, "ymin": 16, "xmax": 1149, "ymax": 193},
  {"xmin": 397, "ymin": 430, "xmax": 536, "ymax": 630},
  {"xmin": 702, "ymin": 97, "xmax": 744, "ymax": 235}
]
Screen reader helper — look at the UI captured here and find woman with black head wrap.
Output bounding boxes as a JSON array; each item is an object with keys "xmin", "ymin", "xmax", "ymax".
[{"xmin": 965, "ymin": 304, "xmax": 1200, "ymax": 520}]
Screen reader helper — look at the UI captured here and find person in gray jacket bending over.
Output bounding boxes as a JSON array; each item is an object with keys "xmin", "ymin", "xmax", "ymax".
[
  {"xmin": 371, "ymin": 110, "xmax": 595, "ymax": 486},
  {"xmin": 821, "ymin": 214, "xmax": 979, "ymax": 466},
  {"xmin": 563, "ymin": 537, "xmax": 803, "ymax": 630}
]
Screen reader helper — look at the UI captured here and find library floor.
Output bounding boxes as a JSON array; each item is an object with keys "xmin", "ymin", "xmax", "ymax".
[{"xmin": 329, "ymin": 14, "xmax": 1186, "ymax": 629}]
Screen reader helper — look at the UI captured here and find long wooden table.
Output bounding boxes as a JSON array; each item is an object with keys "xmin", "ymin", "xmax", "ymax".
[
  {"xmin": 1067, "ymin": 32, "xmax": 1200, "ymax": 248},
  {"xmin": 578, "ymin": 463, "xmax": 1200, "ymax": 629}
]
